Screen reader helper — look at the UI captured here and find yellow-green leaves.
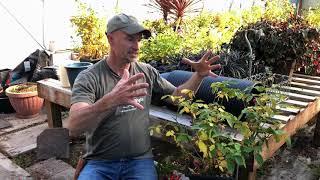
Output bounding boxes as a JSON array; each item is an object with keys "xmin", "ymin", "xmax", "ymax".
[
  {"xmin": 235, "ymin": 122, "xmax": 252, "ymax": 138},
  {"xmin": 154, "ymin": 79, "xmax": 284, "ymax": 174},
  {"xmin": 198, "ymin": 131, "xmax": 208, "ymax": 141},
  {"xmin": 196, "ymin": 140, "xmax": 208, "ymax": 158},
  {"xmin": 181, "ymin": 89, "xmax": 194, "ymax": 99},
  {"xmin": 149, "ymin": 124, "xmax": 162, "ymax": 136},
  {"xmin": 70, "ymin": 2, "xmax": 108, "ymax": 60},
  {"xmin": 166, "ymin": 130, "xmax": 175, "ymax": 137}
]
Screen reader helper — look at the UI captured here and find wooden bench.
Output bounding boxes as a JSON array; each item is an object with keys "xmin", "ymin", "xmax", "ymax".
[{"xmin": 37, "ymin": 73, "xmax": 320, "ymax": 179}]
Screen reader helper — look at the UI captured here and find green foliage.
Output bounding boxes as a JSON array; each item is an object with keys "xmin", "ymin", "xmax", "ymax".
[
  {"xmin": 143, "ymin": 19, "xmax": 171, "ymax": 34},
  {"xmin": 186, "ymin": 11, "xmax": 215, "ymax": 29},
  {"xmin": 229, "ymin": 16, "xmax": 320, "ymax": 76},
  {"xmin": 212, "ymin": 11, "xmax": 242, "ymax": 45},
  {"xmin": 181, "ymin": 17, "xmax": 216, "ymax": 55},
  {"xmin": 263, "ymin": 0, "xmax": 294, "ymax": 22},
  {"xmin": 70, "ymin": 2, "xmax": 109, "ymax": 60},
  {"xmin": 140, "ymin": 12, "xmax": 218, "ymax": 63},
  {"xmin": 151, "ymin": 83, "xmax": 288, "ymax": 175},
  {"xmin": 141, "ymin": 0, "xmax": 320, "ymax": 77},
  {"xmin": 141, "ymin": 1, "xmax": 291, "ymax": 67},
  {"xmin": 304, "ymin": 7, "xmax": 320, "ymax": 28},
  {"xmin": 140, "ymin": 28, "xmax": 183, "ymax": 63},
  {"xmin": 241, "ymin": 6, "xmax": 263, "ymax": 25}
]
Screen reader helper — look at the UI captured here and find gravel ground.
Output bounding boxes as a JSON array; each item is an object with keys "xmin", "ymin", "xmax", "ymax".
[{"xmin": 258, "ymin": 123, "xmax": 320, "ymax": 180}]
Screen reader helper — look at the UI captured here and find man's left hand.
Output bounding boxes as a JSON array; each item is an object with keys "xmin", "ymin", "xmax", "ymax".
[{"xmin": 182, "ymin": 50, "xmax": 221, "ymax": 78}]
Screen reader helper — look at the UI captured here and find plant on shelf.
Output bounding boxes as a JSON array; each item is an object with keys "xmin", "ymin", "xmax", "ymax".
[
  {"xmin": 145, "ymin": 0, "xmax": 203, "ymax": 25},
  {"xmin": 304, "ymin": 7, "xmax": 320, "ymax": 28},
  {"xmin": 263, "ymin": 0, "xmax": 293, "ymax": 22},
  {"xmin": 150, "ymin": 82, "xmax": 287, "ymax": 177},
  {"xmin": 5, "ymin": 82, "xmax": 44, "ymax": 119},
  {"xmin": 70, "ymin": 2, "xmax": 109, "ymax": 62},
  {"xmin": 228, "ymin": 15, "xmax": 320, "ymax": 76}
]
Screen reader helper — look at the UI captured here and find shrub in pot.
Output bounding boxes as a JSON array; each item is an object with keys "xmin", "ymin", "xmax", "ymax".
[
  {"xmin": 70, "ymin": 2, "xmax": 108, "ymax": 63},
  {"xmin": 151, "ymin": 82, "xmax": 286, "ymax": 178},
  {"xmin": 5, "ymin": 83, "xmax": 43, "ymax": 118},
  {"xmin": 229, "ymin": 16, "xmax": 320, "ymax": 77}
]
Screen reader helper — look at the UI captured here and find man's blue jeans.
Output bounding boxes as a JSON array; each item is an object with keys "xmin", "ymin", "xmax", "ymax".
[{"xmin": 78, "ymin": 158, "xmax": 157, "ymax": 180}]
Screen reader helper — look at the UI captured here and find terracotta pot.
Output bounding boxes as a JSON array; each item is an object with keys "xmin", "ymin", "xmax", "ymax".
[{"xmin": 5, "ymin": 83, "xmax": 44, "ymax": 119}]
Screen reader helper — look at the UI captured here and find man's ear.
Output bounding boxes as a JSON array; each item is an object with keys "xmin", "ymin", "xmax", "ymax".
[{"xmin": 106, "ymin": 34, "xmax": 113, "ymax": 45}]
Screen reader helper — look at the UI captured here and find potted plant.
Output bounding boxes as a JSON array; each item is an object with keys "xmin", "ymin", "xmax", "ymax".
[
  {"xmin": 150, "ymin": 82, "xmax": 287, "ymax": 178},
  {"xmin": 229, "ymin": 16, "xmax": 320, "ymax": 78},
  {"xmin": 5, "ymin": 83, "xmax": 44, "ymax": 119},
  {"xmin": 70, "ymin": 2, "xmax": 109, "ymax": 63}
]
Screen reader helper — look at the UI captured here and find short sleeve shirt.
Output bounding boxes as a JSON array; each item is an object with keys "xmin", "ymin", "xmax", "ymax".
[{"xmin": 71, "ymin": 60, "xmax": 175, "ymax": 160}]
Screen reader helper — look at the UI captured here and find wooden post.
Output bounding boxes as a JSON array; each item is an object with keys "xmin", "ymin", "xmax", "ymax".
[
  {"xmin": 38, "ymin": 79, "xmax": 72, "ymax": 128},
  {"xmin": 288, "ymin": 59, "xmax": 296, "ymax": 83},
  {"xmin": 313, "ymin": 113, "xmax": 320, "ymax": 147},
  {"xmin": 45, "ymin": 100, "xmax": 63, "ymax": 128}
]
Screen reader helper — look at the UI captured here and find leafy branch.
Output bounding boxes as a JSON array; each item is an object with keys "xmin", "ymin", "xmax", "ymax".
[{"xmin": 150, "ymin": 82, "xmax": 287, "ymax": 175}]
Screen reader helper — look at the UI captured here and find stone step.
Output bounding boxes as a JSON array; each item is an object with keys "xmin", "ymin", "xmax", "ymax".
[
  {"xmin": 0, "ymin": 152, "xmax": 31, "ymax": 179},
  {"xmin": 0, "ymin": 113, "xmax": 47, "ymax": 136},
  {"xmin": 26, "ymin": 158, "xmax": 75, "ymax": 179},
  {"xmin": 0, "ymin": 123, "xmax": 48, "ymax": 157}
]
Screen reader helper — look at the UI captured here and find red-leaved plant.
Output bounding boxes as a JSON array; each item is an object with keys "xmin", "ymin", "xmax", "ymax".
[{"xmin": 145, "ymin": 0, "xmax": 203, "ymax": 24}]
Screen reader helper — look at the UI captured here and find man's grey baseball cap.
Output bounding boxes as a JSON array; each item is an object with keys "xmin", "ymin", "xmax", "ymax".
[{"xmin": 106, "ymin": 13, "xmax": 151, "ymax": 39}]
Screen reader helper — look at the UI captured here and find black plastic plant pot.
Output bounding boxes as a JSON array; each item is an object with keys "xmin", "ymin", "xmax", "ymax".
[
  {"xmin": 0, "ymin": 96, "xmax": 15, "ymax": 113},
  {"xmin": 80, "ymin": 58, "xmax": 101, "ymax": 64},
  {"xmin": 160, "ymin": 70, "xmax": 261, "ymax": 116},
  {"xmin": 65, "ymin": 62, "xmax": 93, "ymax": 88}
]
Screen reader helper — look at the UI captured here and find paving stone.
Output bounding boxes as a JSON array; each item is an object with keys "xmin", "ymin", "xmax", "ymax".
[
  {"xmin": 0, "ymin": 112, "xmax": 47, "ymax": 136},
  {"xmin": 26, "ymin": 157, "xmax": 75, "ymax": 179},
  {"xmin": 0, "ymin": 119, "xmax": 11, "ymax": 129},
  {"xmin": 51, "ymin": 168, "xmax": 75, "ymax": 180},
  {"xmin": 37, "ymin": 128, "xmax": 69, "ymax": 160},
  {"xmin": 0, "ymin": 152, "xmax": 31, "ymax": 179},
  {"xmin": 0, "ymin": 123, "xmax": 48, "ymax": 157}
]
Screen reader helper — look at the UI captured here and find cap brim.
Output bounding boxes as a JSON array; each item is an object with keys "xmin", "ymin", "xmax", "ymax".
[{"xmin": 121, "ymin": 24, "xmax": 151, "ymax": 39}]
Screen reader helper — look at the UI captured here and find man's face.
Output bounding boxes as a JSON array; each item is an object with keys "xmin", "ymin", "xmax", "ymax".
[{"xmin": 109, "ymin": 31, "xmax": 142, "ymax": 63}]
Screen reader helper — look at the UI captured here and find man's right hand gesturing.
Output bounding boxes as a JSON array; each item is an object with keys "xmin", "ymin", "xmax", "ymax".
[{"xmin": 104, "ymin": 69, "xmax": 149, "ymax": 110}]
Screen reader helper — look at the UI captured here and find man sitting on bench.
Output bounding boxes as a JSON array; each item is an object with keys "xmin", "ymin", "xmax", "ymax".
[{"xmin": 67, "ymin": 13, "xmax": 220, "ymax": 180}]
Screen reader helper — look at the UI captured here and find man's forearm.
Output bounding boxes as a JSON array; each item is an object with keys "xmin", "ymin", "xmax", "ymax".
[
  {"xmin": 67, "ymin": 94, "xmax": 115, "ymax": 136},
  {"xmin": 172, "ymin": 72, "xmax": 204, "ymax": 96}
]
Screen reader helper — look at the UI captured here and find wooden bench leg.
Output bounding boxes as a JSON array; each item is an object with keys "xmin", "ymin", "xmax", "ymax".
[
  {"xmin": 45, "ymin": 100, "xmax": 63, "ymax": 128},
  {"xmin": 313, "ymin": 113, "xmax": 320, "ymax": 147}
]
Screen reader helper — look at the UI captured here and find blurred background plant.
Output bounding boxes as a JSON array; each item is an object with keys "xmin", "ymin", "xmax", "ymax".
[
  {"xmin": 304, "ymin": 7, "xmax": 320, "ymax": 28},
  {"xmin": 70, "ymin": 1, "xmax": 109, "ymax": 61},
  {"xmin": 140, "ymin": 0, "xmax": 320, "ymax": 77},
  {"xmin": 145, "ymin": 0, "xmax": 204, "ymax": 25}
]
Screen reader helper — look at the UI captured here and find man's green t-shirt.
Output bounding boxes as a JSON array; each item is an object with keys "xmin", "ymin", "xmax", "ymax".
[{"xmin": 71, "ymin": 60, "xmax": 175, "ymax": 160}]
